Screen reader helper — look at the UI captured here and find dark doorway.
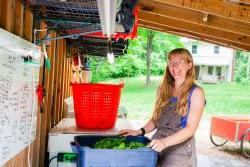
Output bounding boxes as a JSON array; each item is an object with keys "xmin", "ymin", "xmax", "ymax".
[{"xmin": 195, "ymin": 66, "xmax": 200, "ymax": 80}]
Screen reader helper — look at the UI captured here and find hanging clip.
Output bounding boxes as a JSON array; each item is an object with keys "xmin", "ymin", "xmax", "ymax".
[{"xmin": 36, "ymin": 85, "xmax": 45, "ymax": 109}]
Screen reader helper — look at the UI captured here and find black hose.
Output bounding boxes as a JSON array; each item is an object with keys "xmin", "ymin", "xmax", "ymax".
[{"xmin": 48, "ymin": 155, "xmax": 57, "ymax": 165}]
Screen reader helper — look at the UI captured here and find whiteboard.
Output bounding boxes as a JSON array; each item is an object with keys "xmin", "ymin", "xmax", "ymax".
[{"xmin": 0, "ymin": 28, "xmax": 41, "ymax": 165}]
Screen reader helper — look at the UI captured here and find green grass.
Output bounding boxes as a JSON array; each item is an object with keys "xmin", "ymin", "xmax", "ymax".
[
  {"xmin": 119, "ymin": 76, "xmax": 161, "ymax": 120},
  {"xmin": 107, "ymin": 76, "xmax": 250, "ymax": 120},
  {"xmin": 202, "ymin": 82, "xmax": 250, "ymax": 115}
]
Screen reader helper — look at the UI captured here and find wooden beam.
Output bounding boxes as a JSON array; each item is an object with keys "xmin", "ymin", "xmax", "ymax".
[
  {"xmin": 69, "ymin": 56, "xmax": 73, "ymax": 96},
  {"xmin": 139, "ymin": 10, "xmax": 250, "ymax": 47},
  {"xmin": 0, "ymin": 0, "xmax": 15, "ymax": 32},
  {"xmin": 139, "ymin": 20, "xmax": 250, "ymax": 51},
  {"xmin": 140, "ymin": 23, "xmax": 248, "ymax": 51},
  {"xmin": 64, "ymin": 57, "xmax": 70, "ymax": 106},
  {"xmin": 32, "ymin": 19, "xmax": 44, "ymax": 167},
  {"xmin": 151, "ymin": 0, "xmax": 250, "ymax": 23},
  {"xmin": 53, "ymin": 39, "xmax": 63, "ymax": 125},
  {"xmin": 139, "ymin": 1, "xmax": 250, "ymax": 36},
  {"xmin": 56, "ymin": 39, "xmax": 64, "ymax": 123},
  {"xmin": 46, "ymin": 31, "xmax": 56, "ymax": 130},
  {"xmin": 60, "ymin": 40, "xmax": 67, "ymax": 120},
  {"xmin": 23, "ymin": 7, "xmax": 33, "ymax": 42},
  {"xmin": 14, "ymin": 0, "xmax": 24, "ymax": 37},
  {"xmin": 37, "ymin": 21, "xmax": 48, "ymax": 167}
]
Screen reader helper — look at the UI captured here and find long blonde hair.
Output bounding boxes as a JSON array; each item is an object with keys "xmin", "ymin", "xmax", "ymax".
[{"xmin": 153, "ymin": 48, "xmax": 196, "ymax": 120}]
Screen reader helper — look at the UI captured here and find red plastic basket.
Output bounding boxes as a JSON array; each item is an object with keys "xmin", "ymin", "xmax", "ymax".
[{"xmin": 71, "ymin": 83, "xmax": 124, "ymax": 129}]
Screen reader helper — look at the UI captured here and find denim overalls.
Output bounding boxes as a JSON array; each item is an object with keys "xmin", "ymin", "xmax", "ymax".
[{"xmin": 152, "ymin": 85, "xmax": 198, "ymax": 167}]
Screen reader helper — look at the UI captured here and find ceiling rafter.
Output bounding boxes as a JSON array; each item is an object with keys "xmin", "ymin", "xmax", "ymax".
[
  {"xmin": 151, "ymin": 0, "xmax": 250, "ymax": 23},
  {"xmin": 138, "ymin": 10, "xmax": 250, "ymax": 48},
  {"xmin": 139, "ymin": 20, "xmax": 250, "ymax": 51},
  {"xmin": 139, "ymin": 0, "xmax": 250, "ymax": 36}
]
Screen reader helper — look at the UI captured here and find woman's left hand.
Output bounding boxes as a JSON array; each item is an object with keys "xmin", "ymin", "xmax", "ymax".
[{"xmin": 148, "ymin": 139, "xmax": 168, "ymax": 152}]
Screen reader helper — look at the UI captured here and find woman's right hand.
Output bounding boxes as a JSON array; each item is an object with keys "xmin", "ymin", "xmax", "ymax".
[{"xmin": 119, "ymin": 129, "xmax": 141, "ymax": 137}]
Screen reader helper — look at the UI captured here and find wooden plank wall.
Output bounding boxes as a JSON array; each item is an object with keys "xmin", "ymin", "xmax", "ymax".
[{"xmin": 0, "ymin": 0, "xmax": 73, "ymax": 166}]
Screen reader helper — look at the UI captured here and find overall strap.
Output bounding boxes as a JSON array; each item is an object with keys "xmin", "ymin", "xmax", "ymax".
[
  {"xmin": 181, "ymin": 84, "xmax": 199, "ymax": 128},
  {"xmin": 187, "ymin": 84, "xmax": 198, "ymax": 115}
]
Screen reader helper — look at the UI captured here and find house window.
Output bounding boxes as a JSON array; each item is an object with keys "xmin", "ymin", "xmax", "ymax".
[
  {"xmin": 214, "ymin": 45, "xmax": 220, "ymax": 54},
  {"xmin": 208, "ymin": 66, "xmax": 213, "ymax": 75},
  {"xmin": 216, "ymin": 66, "xmax": 222, "ymax": 78},
  {"xmin": 192, "ymin": 45, "xmax": 197, "ymax": 54}
]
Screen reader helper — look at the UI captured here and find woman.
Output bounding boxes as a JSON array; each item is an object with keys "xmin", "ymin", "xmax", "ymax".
[{"xmin": 120, "ymin": 48, "xmax": 205, "ymax": 167}]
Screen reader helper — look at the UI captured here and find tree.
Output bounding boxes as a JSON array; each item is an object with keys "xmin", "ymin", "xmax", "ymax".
[
  {"xmin": 146, "ymin": 30, "xmax": 155, "ymax": 86},
  {"xmin": 247, "ymin": 54, "xmax": 250, "ymax": 80},
  {"xmin": 234, "ymin": 50, "xmax": 250, "ymax": 84},
  {"xmin": 89, "ymin": 27, "xmax": 184, "ymax": 82}
]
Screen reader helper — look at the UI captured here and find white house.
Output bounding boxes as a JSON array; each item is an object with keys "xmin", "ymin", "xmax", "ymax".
[{"xmin": 183, "ymin": 39, "xmax": 234, "ymax": 83}]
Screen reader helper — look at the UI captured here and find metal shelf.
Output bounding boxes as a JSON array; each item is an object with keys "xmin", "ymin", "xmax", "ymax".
[{"xmin": 25, "ymin": 0, "xmax": 137, "ymax": 57}]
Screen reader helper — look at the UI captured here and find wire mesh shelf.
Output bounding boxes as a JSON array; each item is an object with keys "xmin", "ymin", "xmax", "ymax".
[
  {"xmin": 28, "ymin": 0, "xmax": 99, "ymax": 23},
  {"xmin": 68, "ymin": 36, "xmax": 128, "ymax": 57},
  {"xmin": 26, "ymin": 0, "xmax": 138, "ymax": 35},
  {"xmin": 24, "ymin": 0, "xmax": 137, "ymax": 57},
  {"xmin": 45, "ymin": 19, "xmax": 101, "ymax": 36}
]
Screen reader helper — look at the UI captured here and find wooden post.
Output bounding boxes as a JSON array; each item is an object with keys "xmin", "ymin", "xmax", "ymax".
[
  {"xmin": 23, "ymin": 6, "xmax": 33, "ymax": 41},
  {"xmin": 14, "ymin": 0, "xmax": 24, "ymax": 37}
]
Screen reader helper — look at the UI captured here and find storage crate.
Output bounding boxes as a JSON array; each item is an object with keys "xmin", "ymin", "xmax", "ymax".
[
  {"xmin": 71, "ymin": 135, "xmax": 158, "ymax": 167},
  {"xmin": 71, "ymin": 83, "xmax": 123, "ymax": 129}
]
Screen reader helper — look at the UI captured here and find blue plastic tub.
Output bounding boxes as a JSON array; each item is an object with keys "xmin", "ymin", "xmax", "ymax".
[{"xmin": 71, "ymin": 135, "xmax": 158, "ymax": 167}]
